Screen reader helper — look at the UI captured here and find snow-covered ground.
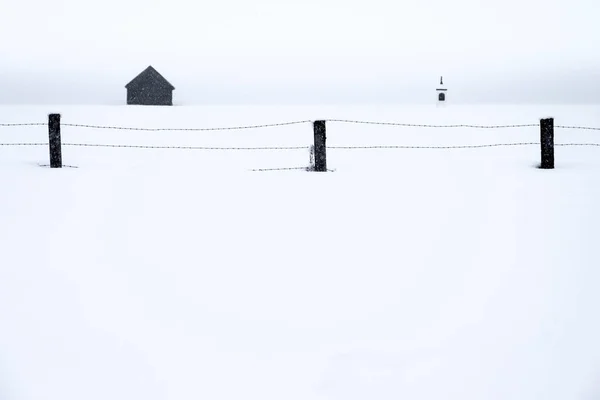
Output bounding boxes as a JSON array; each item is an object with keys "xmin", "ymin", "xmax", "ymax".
[{"xmin": 1, "ymin": 104, "xmax": 600, "ymax": 400}]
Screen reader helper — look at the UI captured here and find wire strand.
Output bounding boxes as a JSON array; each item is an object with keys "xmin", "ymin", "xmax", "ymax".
[
  {"xmin": 0, "ymin": 143, "xmax": 46, "ymax": 146},
  {"xmin": 249, "ymin": 167, "xmax": 308, "ymax": 171},
  {"xmin": 62, "ymin": 120, "xmax": 312, "ymax": 131},
  {"xmin": 329, "ymin": 143, "xmax": 539, "ymax": 149},
  {"xmin": 61, "ymin": 143, "xmax": 309, "ymax": 150},
  {"xmin": 0, "ymin": 123, "xmax": 45, "ymax": 127},
  {"xmin": 2, "ymin": 142, "xmax": 600, "ymax": 149},
  {"xmin": 555, "ymin": 125, "xmax": 600, "ymax": 131},
  {"xmin": 327, "ymin": 120, "xmax": 538, "ymax": 129}
]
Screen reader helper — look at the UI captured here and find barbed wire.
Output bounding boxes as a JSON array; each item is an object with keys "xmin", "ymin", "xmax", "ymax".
[
  {"xmin": 0, "ymin": 143, "xmax": 46, "ymax": 146},
  {"xmin": 329, "ymin": 143, "xmax": 539, "ymax": 149},
  {"xmin": 3, "ymin": 120, "xmax": 600, "ymax": 131},
  {"xmin": 330, "ymin": 143, "xmax": 600, "ymax": 149},
  {"xmin": 38, "ymin": 163, "xmax": 79, "ymax": 168},
  {"xmin": 249, "ymin": 167, "xmax": 309, "ymax": 172},
  {"xmin": 61, "ymin": 143, "xmax": 309, "ymax": 150},
  {"xmin": 327, "ymin": 120, "xmax": 538, "ymax": 129},
  {"xmin": 0, "ymin": 123, "xmax": 45, "ymax": 127},
  {"xmin": 2, "ymin": 142, "xmax": 600, "ymax": 149},
  {"xmin": 249, "ymin": 167, "xmax": 337, "ymax": 172},
  {"xmin": 61, "ymin": 120, "xmax": 312, "ymax": 131},
  {"xmin": 555, "ymin": 125, "xmax": 600, "ymax": 131},
  {"xmin": 555, "ymin": 143, "xmax": 600, "ymax": 147}
]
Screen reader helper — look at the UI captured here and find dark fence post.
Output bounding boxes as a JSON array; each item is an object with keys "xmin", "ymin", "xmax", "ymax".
[
  {"xmin": 313, "ymin": 120, "xmax": 327, "ymax": 172},
  {"xmin": 48, "ymin": 114, "xmax": 62, "ymax": 168},
  {"xmin": 540, "ymin": 118, "xmax": 554, "ymax": 169}
]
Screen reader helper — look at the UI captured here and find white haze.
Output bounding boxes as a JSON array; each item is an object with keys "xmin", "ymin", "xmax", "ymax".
[{"xmin": 0, "ymin": 0, "xmax": 599, "ymax": 104}]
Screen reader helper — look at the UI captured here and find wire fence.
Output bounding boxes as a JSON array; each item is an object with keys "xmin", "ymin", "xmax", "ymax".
[
  {"xmin": 327, "ymin": 120, "xmax": 539, "ymax": 129},
  {"xmin": 3, "ymin": 119, "xmax": 600, "ymax": 131},
  {"xmin": 0, "ymin": 142, "xmax": 310, "ymax": 150},
  {"xmin": 2, "ymin": 118, "xmax": 600, "ymax": 171},
  {"xmin": 4, "ymin": 142, "xmax": 600, "ymax": 149},
  {"xmin": 556, "ymin": 125, "xmax": 600, "ymax": 131},
  {"xmin": 59, "ymin": 120, "xmax": 313, "ymax": 132},
  {"xmin": 249, "ymin": 166, "xmax": 309, "ymax": 172},
  {"xmin": 0, "ymin": 122, "xmax": 46, "ymax": 127},
  {"xmin": 2, "ymin": 118, "xmax": 600, "ymax": 132},
  {"xmin": 0, "ymin": 142, "xmax": 47, "ymax": 146},
  {"xmin": 61, "ymin": 143, "xmax": 309, "ymax": 150},
  {"xmin": 330, "ymin": 143, "xmax": 540, "ymax": 149}
]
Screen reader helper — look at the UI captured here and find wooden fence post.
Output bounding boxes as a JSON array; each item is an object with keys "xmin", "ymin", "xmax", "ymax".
[
  {"xmin": 540, "ymin": 118, "xmax": 554, "ymax": 169},
  {"xmin": 48, "ymin": 114, "xmax": 62, "ymax": 168},
  {"xmin": 313, "ymin": 120, "xmax": 327, "ymax": 172}
]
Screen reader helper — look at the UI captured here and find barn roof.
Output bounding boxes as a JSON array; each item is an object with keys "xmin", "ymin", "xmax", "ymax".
[{"xmin": 125, "ymin": 66, "xmax": 175, "ymax": 90}]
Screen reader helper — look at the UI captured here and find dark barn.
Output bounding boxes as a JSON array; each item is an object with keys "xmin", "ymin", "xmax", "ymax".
[{"xmin": 126, "ymin": 66, "xmax": 175, "ymax": 106}]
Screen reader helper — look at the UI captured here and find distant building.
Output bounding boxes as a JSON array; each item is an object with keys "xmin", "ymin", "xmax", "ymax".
[
  {"xmin": 436, "ymin": 76, "xmax": 447, "ymax": 103},
  {"xmin": 126, "ymin": 66, "xmax": 175, "ymax": 106}
]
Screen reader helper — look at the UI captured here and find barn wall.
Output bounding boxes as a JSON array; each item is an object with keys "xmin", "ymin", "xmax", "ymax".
[{"xmin": 127, "ymin": 88, "xmax": 173, "ymax": 106}]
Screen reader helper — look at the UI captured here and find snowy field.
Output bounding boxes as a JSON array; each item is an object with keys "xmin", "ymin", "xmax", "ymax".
[{"xmin": 1, "ymin": 104, "xmax": 600, "ymax": 400}]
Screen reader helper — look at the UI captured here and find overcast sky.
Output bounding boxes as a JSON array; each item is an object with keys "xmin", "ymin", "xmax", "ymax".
[{"xmin": 1, "ymin": 0, "xmax": 598, "ymax": 104}]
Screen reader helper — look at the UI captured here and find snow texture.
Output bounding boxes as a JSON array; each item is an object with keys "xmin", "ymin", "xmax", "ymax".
[{"xmin": 1, "ymin": 105, "xmax": 600, "ymax": 400}]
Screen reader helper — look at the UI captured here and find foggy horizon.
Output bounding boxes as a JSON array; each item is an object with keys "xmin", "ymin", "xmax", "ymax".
[{"xmin": 2, "ymin": 0, "xmax": 598, "ymax": 105}]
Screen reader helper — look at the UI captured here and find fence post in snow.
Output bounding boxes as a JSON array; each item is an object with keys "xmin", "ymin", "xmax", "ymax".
[
  {"xmin": 313, "ymin": 120, "xmax": 327, "ymax": 172},
  {"xmin": 48, "ymin": 114, "xmax": 62, "ymax": 168},
  {"xmin": 540, "ymin": 118, "xmax": 554, "ymax": 169}
]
